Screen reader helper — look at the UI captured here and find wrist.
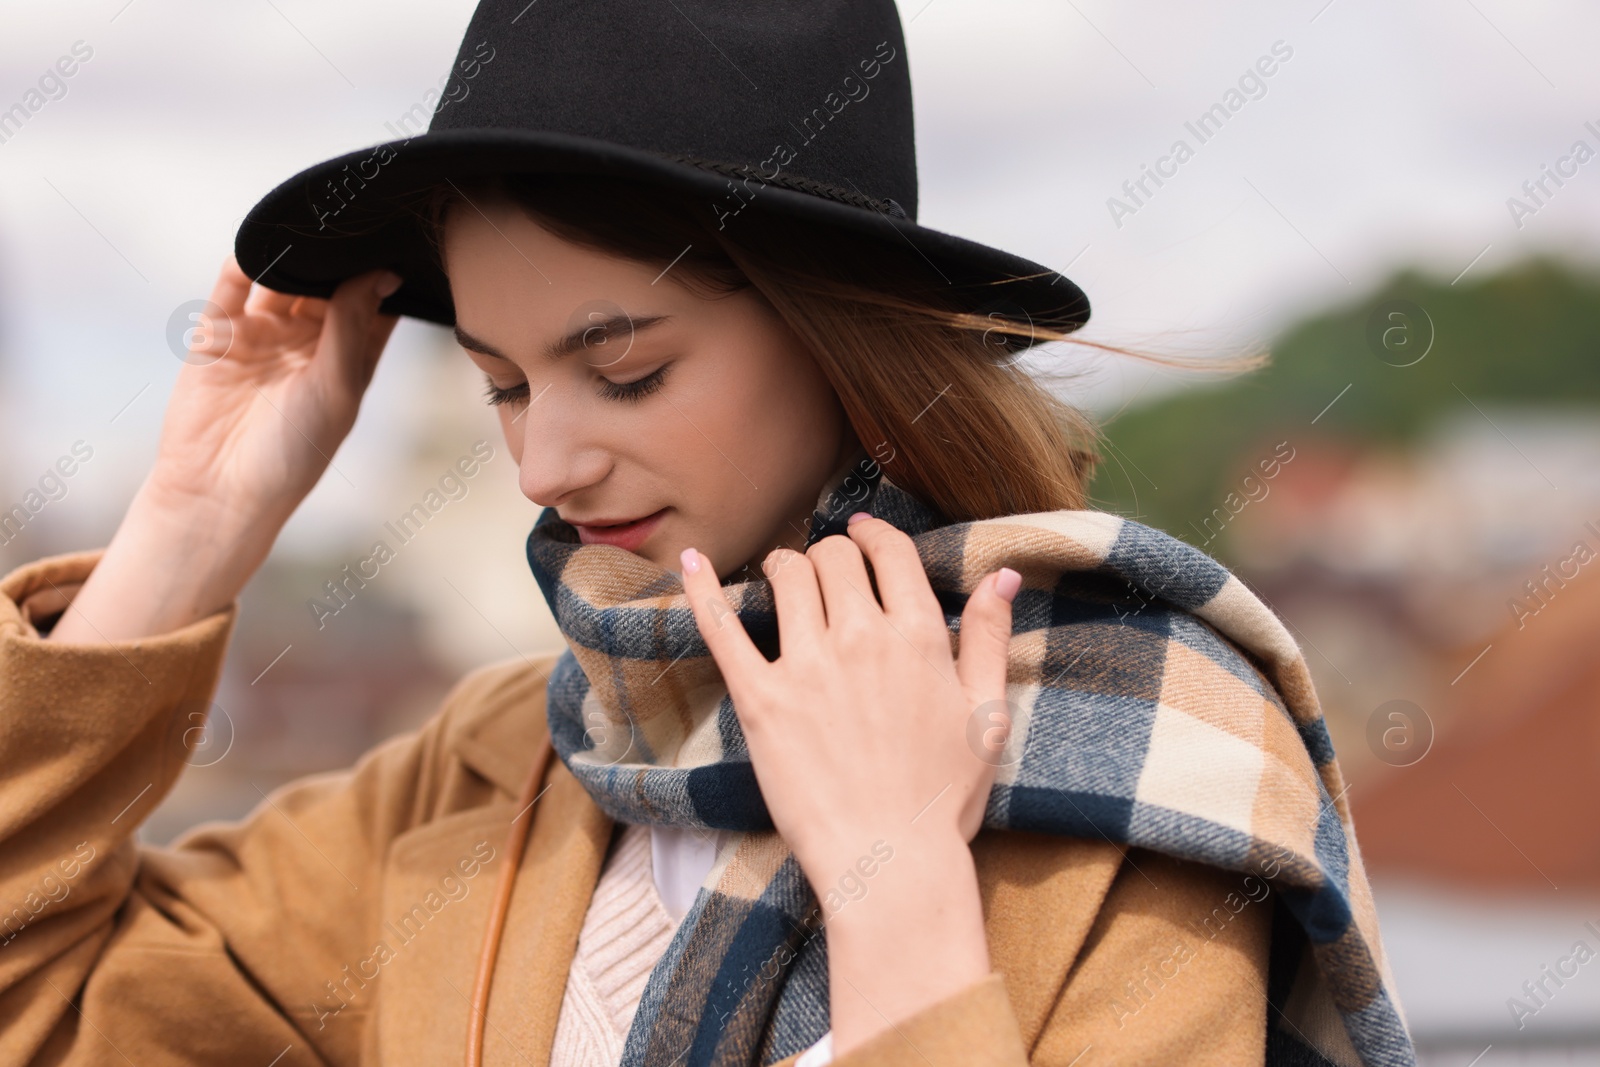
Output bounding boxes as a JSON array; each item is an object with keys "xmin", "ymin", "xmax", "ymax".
[
  {"xmin": 821, "ymin": 832, "xmax": 991, "ymax": 1056},
  {"xmin": 139, "ymin": 465, "xmax": 295, "ymax": 537},
  {"xmin": 46, "ymin": 474, "xmax": 277, "ymax": 643},
  {"xmin": 817, "ymin": 828, "xmax": 979, "ymax": 935},
  {"xmin": 125, "ymin": 479, "xmax": 274, "ymax": 580},
  {"xmin": 795, "ymin": 814, "xmax": 966, "ymax": 902}
]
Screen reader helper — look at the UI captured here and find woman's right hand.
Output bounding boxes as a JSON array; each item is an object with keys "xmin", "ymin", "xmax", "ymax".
[
  {"xmin": 48, "ymin": 256, "xmax": 402, "ymax": 645},
  {"xmin": 146, "ymin": 256, "xmax": 402, "ymax": 527}
]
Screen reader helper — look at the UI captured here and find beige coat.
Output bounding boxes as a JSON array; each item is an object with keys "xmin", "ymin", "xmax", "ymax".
[{"xmin": 0, "ymin": 550, "xmax": 1272, "ymax": 1066}]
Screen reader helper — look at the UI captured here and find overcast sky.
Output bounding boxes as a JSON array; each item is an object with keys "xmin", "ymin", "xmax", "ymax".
[{"xmin": 1, "ymin": 0, "xmax": 1596, "ymax": 547}]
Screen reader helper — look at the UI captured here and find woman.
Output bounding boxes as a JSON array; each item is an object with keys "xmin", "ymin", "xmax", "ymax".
[{"xmin": 0, "ymin": 1, "xmax": 1412, "ymax": 1065}]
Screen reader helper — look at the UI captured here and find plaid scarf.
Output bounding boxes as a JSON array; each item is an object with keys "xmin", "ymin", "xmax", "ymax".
[{"xmin": 526, "ymin": 455, "xmax": 1415, "ymax": 1067}]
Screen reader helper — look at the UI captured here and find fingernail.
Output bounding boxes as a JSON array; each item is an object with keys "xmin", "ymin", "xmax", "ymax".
[
  {"xmin": 847, "ymin": 512, "xmax": 870, "ymax": 525},
  {"xmin": 375, "ymin": 271, "xmax": 403, "ymax": 298},
  {"xmin": 680, "ymin": 547, "xmax": 701, "ymax": 575},
  {"xmin": 994, "ymin": 567, "xmax": 1021, "ymax": 603}
]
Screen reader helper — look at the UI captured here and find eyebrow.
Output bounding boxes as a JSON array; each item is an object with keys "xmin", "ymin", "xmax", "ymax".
[{"xmin": 453, "ymin": 313, "xmax": 673, "ymax": 364}]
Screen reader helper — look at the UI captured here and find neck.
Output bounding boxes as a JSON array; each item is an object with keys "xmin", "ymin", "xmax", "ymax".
[{"xmin": 728, "ymin": 435, "xmax": 867, "ymax": 583}]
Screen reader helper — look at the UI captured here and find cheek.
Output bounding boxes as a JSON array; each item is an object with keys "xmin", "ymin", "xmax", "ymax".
[
  {"xmin": 680, "ymin": 344, "xmax": 846, "ymax": 551},
  {"xmin": 685, "ymin": 357, "xmax": 821, "ymax": 483},
  {"xmin": 653, "ymin": 387, "xmax": 737, "ymax": 489},
  {"xmin": 497, "ymin": 406, "xmax": 524, "ymax": 465},
  {"xmin": 748, "ymin": 354, "xmax": 843, "ymax": 470}
]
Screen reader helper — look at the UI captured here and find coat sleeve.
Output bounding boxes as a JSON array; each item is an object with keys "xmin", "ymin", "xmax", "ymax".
[
  {"xmin": 797, "ymin": 848, "xmax": 1272, "ymax": 1067},
  {"xmin": 0, "ymin": 550, "xmax": 509, "ymax": 1067}
]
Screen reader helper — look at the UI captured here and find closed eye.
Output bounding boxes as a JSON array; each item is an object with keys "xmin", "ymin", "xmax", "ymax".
[
  {"xmin": 483, "ymin": 379, "xmax": 529, "ymax": 407},
  {"xmin": 482, "ymin": 364, "xmax": 670, "ymax": 408}
]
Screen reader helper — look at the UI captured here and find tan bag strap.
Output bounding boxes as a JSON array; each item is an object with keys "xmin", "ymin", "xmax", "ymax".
[{"xmin": 466, "ymin": 732, "xmax": 554, "ymax": 1067}]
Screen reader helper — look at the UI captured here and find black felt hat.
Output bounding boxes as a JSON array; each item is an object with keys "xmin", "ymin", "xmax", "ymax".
[{"xmin": 233, "ymin": 0, "xmax": 1089, "ymax": 348}]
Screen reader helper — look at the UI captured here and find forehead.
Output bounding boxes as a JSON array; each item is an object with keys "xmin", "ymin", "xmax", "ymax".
[
  {"xmin": 443, "ymin": 200, "xmax": 689, "ymax": 357},
  {"xmin": 442, "ymin": 198, "xmax": 661, "ymax": 293}
]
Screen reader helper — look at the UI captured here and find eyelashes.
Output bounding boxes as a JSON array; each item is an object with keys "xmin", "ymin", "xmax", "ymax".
[
  {"xmin": 596, "ymin": 365, "xmax": 668, "ymax": 403},
  {"xmin": 483, "ymin": 380, "xmax": 529, "ymax": 407},
  {"xmin": 482, "ymin": 364, "xmax": 670, "ymax": 407}
]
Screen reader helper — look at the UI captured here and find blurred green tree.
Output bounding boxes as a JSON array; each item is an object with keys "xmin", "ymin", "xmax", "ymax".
[{"xmin": 1088, "ymin": 256, "xmax": 1600, "ymax": 556}]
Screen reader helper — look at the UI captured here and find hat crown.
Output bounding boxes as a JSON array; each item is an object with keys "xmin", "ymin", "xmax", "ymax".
[
  {"xmin": 234, "ymin": 0, "xmax": 1086, "ymax": 336},
  {"xmin": 428, "ymin": 0, "xmax": 918, "ymax": 220}
]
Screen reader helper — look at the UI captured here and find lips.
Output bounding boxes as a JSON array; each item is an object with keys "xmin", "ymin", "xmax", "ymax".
[{"xmin": 568, "ymin": 508, "xmax": 669, "ymax": 553}]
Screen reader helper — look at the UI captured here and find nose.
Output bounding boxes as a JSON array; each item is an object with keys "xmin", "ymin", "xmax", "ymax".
[{"xmin": 515, "ymin": 405, "xmax": 612, "ymax": 507}]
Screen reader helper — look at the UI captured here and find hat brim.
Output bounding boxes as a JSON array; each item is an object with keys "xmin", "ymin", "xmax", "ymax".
[{"xmin": 234, "ymin": 128, "xmax": 1089, "ymax": 348}]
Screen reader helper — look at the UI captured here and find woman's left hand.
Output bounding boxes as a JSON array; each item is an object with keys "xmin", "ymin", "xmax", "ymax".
[
  {"xmin": 679, "ymin": 514, "xmax": 1020, "ymax": 892},
  {"xmin": 681, "ymin": 513, "xmax": 1021, "ymax": 1054}
]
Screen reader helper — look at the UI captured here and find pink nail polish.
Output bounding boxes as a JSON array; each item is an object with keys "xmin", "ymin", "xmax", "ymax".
[
  {"xmin": 680, "ymin": 548, "xmax": 701, "ymax": 575},
  {"xmin": 994, "ymin": 567, "xmax": 1021, "ymax": 603},
  {"xmin": 847, "ymin": 512, "xmax": 870, "ymax": 525}
]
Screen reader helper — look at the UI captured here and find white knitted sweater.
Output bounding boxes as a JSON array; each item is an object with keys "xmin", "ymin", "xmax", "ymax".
[
  {"xmin": 549, "ymin": 822, "xmax": 834, "ymax": 1066},
  {"xmin": 548, "ymin": 822, "xmax": 676, "ymax": 1064}
]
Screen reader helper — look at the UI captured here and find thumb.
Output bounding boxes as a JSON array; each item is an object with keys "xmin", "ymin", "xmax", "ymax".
[
  {"xmin": 956, "ymin": 567, "xmax": 1019, "ymax": 706},
  {"xmin": 318, "ymin": 268, "xmax": 402, "ymax": 396}
]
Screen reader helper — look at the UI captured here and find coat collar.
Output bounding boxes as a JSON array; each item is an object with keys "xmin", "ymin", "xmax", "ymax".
[{"xmin": 445, "ymin": 653, "xmax": 564, "ymax": 798}]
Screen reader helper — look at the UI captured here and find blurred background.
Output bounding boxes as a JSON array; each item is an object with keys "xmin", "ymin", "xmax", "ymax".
[{"xmin": 2, "ymin": 1, "xmax": 1596, "ymax": 1061}]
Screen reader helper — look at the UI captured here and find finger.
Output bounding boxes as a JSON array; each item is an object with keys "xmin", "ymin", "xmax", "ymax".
[
  {"xmin": 680, "ymin": 548, "xmax": 768, "ymax": 681},
  {"xmin": 247, "ymin": 284, "xmax": 301, "ymax": 317},
  {"xmin": 762, "ymin": 548, "xmax": 825, "ymax": 645},
  {"xmin": 283, "ymin": 296, "xmax": 328, "ymax": 344},
  {"xmin": 805, "ymin": 534, "xmax": 878, "ymax": 627},
  {"xmin": 358, "ymin": 301, "xmax": 403, "ymax": 382},
  {"xmin": 314, "ymin": 268, "xmax": 402, "ymax": 396},
  {"xmin": 290, "ymin": 295, "xmax": 325, "ymax": 321},
  {"xmin": 844, "ymin": 514, "xmax": 941, "ymax": 620},
  {"xmin": 239, "ymin": 291, "xmax": 324, "ymax": 352},
  {"xmin": 209, "ymin": 255, "xmax": 253, "ymax": 322},
  {"xmin": 956, "ymin": 568, "xmax": 1019, "ymax": 702}
]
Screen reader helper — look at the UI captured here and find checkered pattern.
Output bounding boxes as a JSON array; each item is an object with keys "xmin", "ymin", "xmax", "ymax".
[{"xmin": 526, "ymin": 459, "xmax": 1414, "ymax": 1067}]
